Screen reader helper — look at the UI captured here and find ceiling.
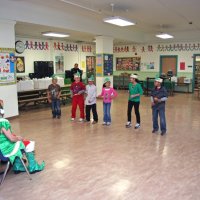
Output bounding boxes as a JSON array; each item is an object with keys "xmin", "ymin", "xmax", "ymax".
[{"xmin": 1, "ymin": 0, "xmax": 200, "ymax": 44}]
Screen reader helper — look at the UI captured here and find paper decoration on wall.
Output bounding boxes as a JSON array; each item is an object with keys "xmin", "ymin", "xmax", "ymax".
[
  {"xmin": 157, "ymin": 43, "xmax": 200, "ymax": 52},
  {"xmin": 54, "ymin": 42, "xmax": 78, "ymax": 51},
  {"xmin": 142, "ymin": 62, "xmax": 155, "ymax": 70},
  {"xmin": 16, "ymin": 56, "xmax": 25, "ymax": 73},
  {"xmin": 55, "ymin": 56, "xmax": 64, "ymax": 73},
  {"xmin": 25, "ymin": 41, "xmax": 49, "ymax": 50},
  {"xmin": 114, "ymin": 45, "xmax": 137, "ymax": 53},
  {"xmin": 82, "ymin": 45, "xmax": 92, "ymax": 52},
  {"xmin": 116, "ymin": 57, "xmax": 141, "ymax": 71},
  {"xmin": 180, "ymin": 62, "xmax": 185, "ymax": 70},
  {"xmin": 0, "ymin": 48, "xmax": 16, "ymax": 85}
]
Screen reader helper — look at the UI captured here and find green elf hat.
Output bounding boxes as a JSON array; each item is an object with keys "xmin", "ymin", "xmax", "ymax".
[
  {"xmin": 104, "ymin": 77, "xmax": 111, "ymax": 84},
  {"xmin": 155, "ymin": 77, "xmax": 163, "ymax": 83},
  {"xmin": 74, "ymin": 71, "xmax": 81, "ymax": 78},
  {"xmin": 52, "ymin": 75, "xmax": 58, "ymax": 80},
  {"xmin": 88, "ymin": 75, "xmax": 94, "ymax": 82}
]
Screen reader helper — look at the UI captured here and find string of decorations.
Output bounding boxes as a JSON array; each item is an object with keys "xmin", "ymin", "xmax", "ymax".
[
  {"xmin": 157, "ymin": 43, "xmax": 200, "ymax": 51},
  {"xmin": 25, "ymin": 41, "xmax": 49, "ymax": 50}
]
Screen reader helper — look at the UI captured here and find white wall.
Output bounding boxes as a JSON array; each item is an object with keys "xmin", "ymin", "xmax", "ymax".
[
  {"xmin": 0, "ymin": 19, "xmax": 18, "ymax": 118},
  {"xmin": 16, "ymin": 37, "xmax": 95, "ymax": 76},
  {"xmin": 113, "ymin": 43, "xmax": 199, "ymax": 74}
]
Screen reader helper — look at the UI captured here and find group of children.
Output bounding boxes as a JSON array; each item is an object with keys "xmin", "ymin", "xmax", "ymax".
[{"xmin": 47, "ymin": 72, "xmax": 168, "ymax": 135}]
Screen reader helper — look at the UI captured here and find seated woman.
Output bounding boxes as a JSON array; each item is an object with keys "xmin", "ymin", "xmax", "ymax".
[{"xmin": 0, "ymin": 103, "xmax": 45, "ymax": 174}]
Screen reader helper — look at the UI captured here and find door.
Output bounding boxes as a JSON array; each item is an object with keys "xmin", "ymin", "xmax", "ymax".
[{"xmin": 160, "ymin": 56, "xmax": 177, "ymax": 76}]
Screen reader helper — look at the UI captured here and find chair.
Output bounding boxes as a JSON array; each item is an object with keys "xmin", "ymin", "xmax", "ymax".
[{"xmin": 0, "ymin": 150, "xmax": 32, "ymax": 186}]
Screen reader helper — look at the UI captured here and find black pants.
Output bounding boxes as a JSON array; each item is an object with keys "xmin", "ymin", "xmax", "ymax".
[
  {"xmin": 86, "ymin": 104, "xmax": 98, "ymax": 122},
  {"xmin": 127, "ymin": 101, "xmax": 140, "ymax": 124}
]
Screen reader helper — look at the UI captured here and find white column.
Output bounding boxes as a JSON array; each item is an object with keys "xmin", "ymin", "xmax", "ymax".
[
  {"xmin": 95, "ymin": 36, "xmax": 113, "ymax": 95},
  {"xmin": 0, "ymin": 19, "xmax": 18, "ymax": 117}
]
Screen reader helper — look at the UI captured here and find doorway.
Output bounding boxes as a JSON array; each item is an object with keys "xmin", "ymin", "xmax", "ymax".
[
  {"xmin": 160, "ymin": 55, "xmax": 177, "ymax": 76},
  {"xmin": 193, "ymin": 54, "xmax": 200, "ymax": 92}
]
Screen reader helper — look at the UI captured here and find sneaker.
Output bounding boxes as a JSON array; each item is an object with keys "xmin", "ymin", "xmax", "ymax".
[
  {"xmin": 71, "ymin": 118, "xmax": 75, "ymax": 121},
  {"xmin": 52, "ymin": 116, "xmax": 56, "ymax": 119},
  {"xmin": 125, "ymin": 121, "xmax": 132, "ymax": 128},
  {"xmin": 57, "ymin": 116, "xmax": 61, "ymax": 119},
  {"xmin": 102, "ymin": 122, "xmax": 107, "ymax": 125},
  {"xmin": 152, "ymin": 130, "xmax": 158, "ymax": 133},
  {"xmin": 161, "ymin": 131, "xmax": 166, "ymax": 136},
  {"xmin": 92, "ymin": 121, "xmax": 97, "ymax": 124},
  {"xmin": 79, "ymin": 118, "xmax": 84, "ymax": 122},
  {"xmin": 106, "ymin": 122, "xmax": 111, "ymax": 126},
  {"xmin": 135, "ymin": 123, "xmax": 140, "ymax": 129}
]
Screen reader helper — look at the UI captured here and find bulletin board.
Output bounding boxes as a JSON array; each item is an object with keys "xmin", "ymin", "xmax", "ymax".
[
  {"xmin": 116, "ymin": 57, "xmax": 141, "ymax": 71},
  {"xmin": 103, "ymin": 54, "xmax": 113, "ymax": 76},
  {"xmin": 0, "ymin": 48, "xmax": 16, "ymax": 85}
]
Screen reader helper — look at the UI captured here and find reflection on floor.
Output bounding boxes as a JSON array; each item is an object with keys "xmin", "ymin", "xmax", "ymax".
[{"xmin": 0, "ymin": 92, "xmax": 200, "ymax": 200}]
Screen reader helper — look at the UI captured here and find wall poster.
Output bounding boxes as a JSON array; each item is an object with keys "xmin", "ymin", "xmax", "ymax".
[
  {"xmin": 16, "ymin": 56, "xmax": 25, "ymax": 73},
  {"xmin": 96, "ymin": 54, "xmax": 103, "ymax": 77},
  {"xmin": 86, "ymin": 56, "xmax": 95, "ymax": 79},
  {"xmin": 0, "ymin": 48, "xmax": 16, "ymax": 85},
  {"xmin": 55, "ymin": 55, "xmax": 64, "ymax": 73},
  {"xmin": 116, "ymin": 57, "xmax": 141, "ymax": 71},
  {"xmin": 104, "ymin": 54, "xmax": 113, "ymax": 76}
]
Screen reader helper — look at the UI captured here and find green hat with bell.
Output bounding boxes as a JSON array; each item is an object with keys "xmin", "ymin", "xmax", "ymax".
[
  {"xmin": 88, "ymin": 75, "xmax": 94, "ymax": 82},
  {"xmin": 74, "ymin": 71, "xmax": 81, "ymax": 78},
  {"xmin": 52, "ymin": 75, "xmax": 58, "ymax": 80},
  {"xmin": 104, "ymin": 77, "xmax": 111, "ymax": 84}
]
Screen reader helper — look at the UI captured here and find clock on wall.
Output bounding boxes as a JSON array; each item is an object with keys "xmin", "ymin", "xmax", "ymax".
[{"xmin": 15, "ymin": 40, "xmax": 25, "ymax": 54}]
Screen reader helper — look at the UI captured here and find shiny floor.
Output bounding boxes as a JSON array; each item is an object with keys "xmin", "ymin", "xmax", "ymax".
[{"xmin": 0, "ymin": 91, "xmax": 200, "ymax": 200}]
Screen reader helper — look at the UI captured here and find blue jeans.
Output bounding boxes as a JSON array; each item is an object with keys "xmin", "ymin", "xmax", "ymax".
[
  {"xmin": 152, "ymin": 105, "xmax": 166, "ymax": 132},
  {"xmin": 103, "ymin": 103, "xmax": 111, "ymax": 123},
  {"xmin": 51, "ymin": 99, "xmax": 61, "ymax": 117}
]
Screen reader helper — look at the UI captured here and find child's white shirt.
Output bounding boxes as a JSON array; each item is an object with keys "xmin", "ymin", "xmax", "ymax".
[{"xmin": 85, "ymin": 84, "xmax": 97, "ymax": 105}]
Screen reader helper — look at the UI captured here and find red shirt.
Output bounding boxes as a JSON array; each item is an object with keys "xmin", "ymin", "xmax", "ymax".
[{"xmin": 70, "ymin": 81, "xmax": 85, "ymax": 95}]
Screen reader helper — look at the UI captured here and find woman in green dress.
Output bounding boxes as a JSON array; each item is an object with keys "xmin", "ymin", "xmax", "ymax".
[{"xmin": 0, "ymin": 105, "xmax": 45, "ymax": 173}]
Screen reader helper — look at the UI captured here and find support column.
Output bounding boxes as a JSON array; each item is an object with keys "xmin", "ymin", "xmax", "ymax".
[
  {"xmin": 95, "ymin": 36, "xmax": 113, "ymax": 95},
  {"xmin": 0, "ymin": 19, "xmax": 18, "ymax": 117}
]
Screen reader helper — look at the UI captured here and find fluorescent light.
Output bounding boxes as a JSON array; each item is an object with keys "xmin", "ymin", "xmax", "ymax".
[
  {"xmin": 156, "ymin": 33, "xmax": 174, "ymax": 39},
  {"xmin": 103, "ymin": 16, "xmax": 135, "ymax": 27},
  {"xmin": 42, "ymin": 32, "xmax": 70, "ymax": 38}
]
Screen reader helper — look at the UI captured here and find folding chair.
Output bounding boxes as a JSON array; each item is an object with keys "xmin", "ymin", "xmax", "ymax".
[{"xmin": 0, "ymin": 150, "xmax": 32, "ymax": 186}]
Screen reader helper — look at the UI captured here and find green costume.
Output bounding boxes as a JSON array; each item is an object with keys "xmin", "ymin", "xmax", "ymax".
[
  {"xmin": 128, "ymin": 82, "xmax": 143, "ymax": 102},
  {"xmin": 0, "ymin": 118, "xmax": 45, "ymax": 173}
]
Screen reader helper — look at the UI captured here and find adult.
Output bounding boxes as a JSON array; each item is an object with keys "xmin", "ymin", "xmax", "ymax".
[
  {"xmin": 70, "ymin": 63, "xmax": 82, "ymax": 82},
  {"xmin": 151, "ymin": 78, "xmax": 168, "ymax": 135},
  {"xmin": 0, "ymin": 107, "xmax": 45, "ymax": 173}
]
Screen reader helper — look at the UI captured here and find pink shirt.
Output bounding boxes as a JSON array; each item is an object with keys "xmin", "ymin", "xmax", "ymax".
[{"xmin": 100, "ymin": 87, "xmax": 117, "ymax": 103}]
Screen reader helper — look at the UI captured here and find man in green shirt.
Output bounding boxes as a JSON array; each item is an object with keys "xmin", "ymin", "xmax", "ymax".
[{"xmin": 126, "ymin": 74, "xmax": 143, "ymax": 129}]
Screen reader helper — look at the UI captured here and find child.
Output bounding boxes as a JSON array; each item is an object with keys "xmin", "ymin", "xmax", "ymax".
[
  {"xmin": 98, "ymin": 77, "xmax": 117, "ymax": 126},
  {"xmin": 151, "ymin": 78, "xmax": 168, "ymax": 135},
  {"xmin": 126, "ymin": 74, "xmax": 143, "ymax": 129},
  {"xmin": 70, "ymin": 72, "xmax": 85, "ymax": 122},
  {"xmin": 85, "ymin": 75, "xmax": 98, "ymax": 124},
  {"xmin": 47, "ymin": 76, "xmax": 61, "ymax": 119}
]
